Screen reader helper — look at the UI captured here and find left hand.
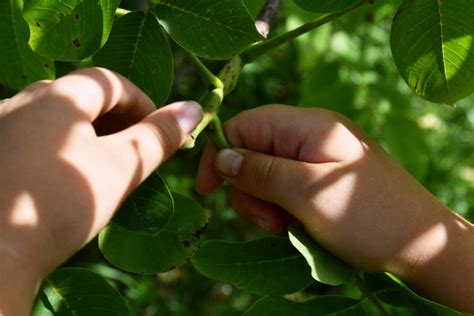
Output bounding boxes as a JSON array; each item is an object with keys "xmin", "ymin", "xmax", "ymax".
[{"xmin": 0, "ymin": 68, "xmax": 202, "ymax": 315}]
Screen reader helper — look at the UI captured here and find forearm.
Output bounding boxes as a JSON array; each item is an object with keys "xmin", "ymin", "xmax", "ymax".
[
  {"xmin": 386, "ymin": 201, "xmax": 474, "ymax": 312},
  {"xmin": 0, "ymin": 244, "xmax": 42, "ymax": 316}
]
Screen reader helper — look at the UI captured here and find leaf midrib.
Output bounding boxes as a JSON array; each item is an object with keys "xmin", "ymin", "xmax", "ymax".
[{"xmin": 435, "ymin": 0, "xmax": 453, "ymax": 102}]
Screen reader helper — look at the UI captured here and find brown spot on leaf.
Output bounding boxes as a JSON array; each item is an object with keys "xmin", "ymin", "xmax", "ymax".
[
  {"xmin": 44, "ymin": 63, "xmax": 49, "ymax": 68},
  {"xmin": 35, "ymin": 22, "xmax": 41, "ymax": 27},
  {"xmin": 75, "ymin": 13, "xmax": 80, "ymax": 20},
  {"xmin": 59, "ymin": 13, "xmax": 64, "ymax": 19},
  {"xmin": 182, "ymin": 240, "xmax": 191, "ymax": 247},
  {"xmin": 72, "ymin": 38, "xmax": 81, "ymax": 47},
  {"xmin": 193, "ymin": 223, "xmax": 208, "ymax": 239}
]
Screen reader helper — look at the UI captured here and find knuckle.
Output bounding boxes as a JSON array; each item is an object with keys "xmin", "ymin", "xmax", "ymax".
[{"xmin": 251, "ymin": 155, "xmax": 277, "ymax": 187}]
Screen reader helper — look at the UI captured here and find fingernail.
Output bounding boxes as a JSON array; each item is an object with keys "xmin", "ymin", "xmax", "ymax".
[
  {"xmin": 174, "ymin": 101, "xmax": 202, "ymax": 134},
  {"xmin": 216, "ymin": 149, "xmax": 244, "ymax": 177},
  {"xmin": 254, "ymin": 218, "xmax": 270, "ymax": 231}
]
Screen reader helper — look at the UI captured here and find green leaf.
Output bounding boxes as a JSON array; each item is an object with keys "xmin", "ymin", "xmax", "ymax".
[
  {"xmin": 23, "ymin": 0, "xmax": 119, "ymax": 61},
  {"xmin": 288, "ymin": 226, "xmax": 355, "ymax": 286},
  {"xmin": 99, "ymin": 193, "xmax": 209, "ymax": 274},
  {"xmin": 243, "ymin": 296, "xmax": 369, "ymax": 316},
  {"xmin": 93, "ymin": 11, "xmax": 173, "ymax": 106},
  {"xmin": 191, "ymin": 237, "xmax": 314, "ymax": 295},
  {"xmin": 364, "ymin": 273, "xmax": 470, "ymax": 315},
  {"xmin": 241, "ymin": 0, "xmax": 267, "ymax": 19},
  {"xmin": 390, "ymin": 0, "xmax": 474, "ymax": 104},
  {"xmin": 0, "ymin": 0, "xmax": 55, "ymax": 90},
  {"xmin": 293, "ymin": 0, "xmax": 359, "ymax": 13},
  {"xmin": 154, "ymin": 0, "xmax": 263, "ymax": 59},
  {"xmin": 32, "ymin": 268, "xmax": 129, "ymax": 316},
  {"xmin": 111, "ymin": 172, "xmax": 174, "ymax": 235}
]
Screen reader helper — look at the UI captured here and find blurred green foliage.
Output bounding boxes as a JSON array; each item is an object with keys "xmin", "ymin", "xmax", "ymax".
[{"xmin": 5, "ymin": 0, "xmax": 472, "ymax": 314}]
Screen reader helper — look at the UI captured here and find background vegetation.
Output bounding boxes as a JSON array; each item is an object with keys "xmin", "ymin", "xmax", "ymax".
[{"xmin": 1, "ymin": 0, "xmax": 472, "ymax": 315}]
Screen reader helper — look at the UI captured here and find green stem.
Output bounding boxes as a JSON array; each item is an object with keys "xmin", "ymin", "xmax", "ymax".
[
  {"xmin": 187, "ymin": 52, "xmax": 224, "ymax": 89},
  {"xmin": 183, "ymin": 56, "xmax": 243, "ymax": 149},
  {"xmin": 354, "ymin": 273, "xmax": 389, "ymax": 316},
  {"xmin": 115, "ymin": 8, "xmax": 131, "ymax": 17},
  {"xmin": 241, "ymin": 0, "xmax": 373, "ymax": 63}
]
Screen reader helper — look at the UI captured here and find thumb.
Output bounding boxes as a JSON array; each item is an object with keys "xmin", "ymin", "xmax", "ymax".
[
  {"xmin": 103, "ymin": 101, "xmax": 202, "ymax": 184},
  {"xmin": 215, "ymin": 148, "xmax": 316, "ymax": 215}
]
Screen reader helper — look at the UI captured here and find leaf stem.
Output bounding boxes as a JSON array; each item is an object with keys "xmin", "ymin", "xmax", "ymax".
[
  {"xmin": 115, "ymin": 8, "xmax": 131, "ymax": 18},
  {"xmin": 354, "ymin": 273, "xmax": 389, "ymax": 316},
  {"xmin": 241, "ymin": 0, "xmax": 373, "ymax": 63},
  {"xmin": 187, "ymin": 52, "xmax": 224, "ymax": 89}
]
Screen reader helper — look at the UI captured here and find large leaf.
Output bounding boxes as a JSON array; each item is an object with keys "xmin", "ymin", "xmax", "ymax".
[
  {"xmin": 32, "ymin": 268, "xmax": 129, "ymax": 316},
  {"xmin": 99, "ymin": 193, "xmax": 209, "ymax": 273},
  {"xmin": 154, "ymin": 0, "xmax": 263, "ymax": 59},
  {"xmin": 23, "ymin": 0, "xmax": 119, "ymax": 61},
  {"xmin": 390, "ymin": 0, "xmax": 474, "ymax": 104},
  {"xmin": 288, "ymin": 226, "xmax": 355, "ymax": 286},
  {"xmin": 243, "ymin": 296, "xmax": 369, "ymax": 316},
  {"xmin": 93, "ymin": 11, "xmax": 173, "ymax": 106},
  {"xmin": 191, "ymin": 237, "xmax": 314, "ymax": 295},
  {"xmin": 0, "ymin": 0, "xmax": 55, "ymax": 90},
  {"xmin": 293, "ymin": 0, "xmax": 359, "ymax": 13},
  {"xmin": 110, "ymin": 172, "xmax": 174, "ymax": 235}
]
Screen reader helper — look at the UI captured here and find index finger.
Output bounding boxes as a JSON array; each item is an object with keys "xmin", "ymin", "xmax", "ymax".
[{"xmin": 44, "ymin": 67, "xmax": 156, "ymax": 122}]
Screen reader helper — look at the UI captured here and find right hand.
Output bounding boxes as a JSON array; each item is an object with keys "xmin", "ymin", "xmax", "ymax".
[{"xmin": 196, "ymin": 104, "xmax": 474, "ymax": 312}]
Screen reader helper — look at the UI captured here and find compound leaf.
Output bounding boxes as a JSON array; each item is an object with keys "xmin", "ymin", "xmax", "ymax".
[
  {"xmin": 288, "ymin": 226, "xmax": 355, "ymax": 286},
  {"xmin": 23, "ymin": 0, "xmax": 119, "ymax": 61},
  {"xmin": 93, "ymin": 11, "xmax": 173, "ymax": 106},
  {"xmin": 99, "ymin": 193, "xmax": 209, "ymax": 274},
  {"xmin": 293, "ymin": 0, "xmax": 359, "ymax": 13},
  {"xmin": 244, "ymin": 296, "xmax": 369, "ymax": 316},
  {"xmin": 390, "ymin": 0, "xmax": 474, "ymax": 104},
  {"xmin": 191, "ymin": 237, "xmax": 314, "ymax": 295},
  {"xmin": 0, "ymin": 0, "xmax": 55, "ymax": 90},
  {"xmin": 154, "ymin": 0, "xmax": 262, "ymax": 59},
  {"xmin": 111, "ymin": 172, "xmax": 174, "ymax": 235},
  {"xmin": 32, "ymin": 268, "xmax": 129, "ymax": 316}
]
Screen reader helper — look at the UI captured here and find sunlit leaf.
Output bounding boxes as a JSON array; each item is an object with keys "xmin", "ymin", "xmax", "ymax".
[
  {"xmin": 288, "ymin": 226, "xmax": 355, "ymax": 286},
  {"xmin": 23, "ymin": 0, "xmax": 119, "ymax": 61},
  {"xmin": 154, "ymin": 0, "xmax": 263, "ymax": 59},
  {"xmin": 32, "ymin": 268, "xmax": 129, "ymax": 316},
  {"xmin": 390, "ymin": 0, "xmax": 474, "ymax": 104},
  {"xmin": 93, "ymin": 11, "xmax": 173, "ymax": 106},
  {"xmin": 191, "ymin": 237, "xmax": 314, "ymax": 295},
  {"xmin": 0, "ymin": 0, "xmax": 55, "ymax": 90}
]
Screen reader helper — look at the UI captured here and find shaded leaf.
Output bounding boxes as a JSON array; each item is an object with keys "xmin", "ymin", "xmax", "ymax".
[
  {"xmin": 390, "ymin": 0, "xmax": 474, "ymax": 104},
  {"xmin": 0, "ymin": 0, "xmax": 55, "ymax": 90},
  {"xmin": 32, "ymin": 268, "xmax": 129, "ymax": 316},
  {"xmin": 99, "ymin": 193, "xmax": 209, "ymax": 274},
  {"xmin": 243, "ymin": 296, "xmax": 369, "ymax": 316},
  {"xmin": 111, "ymin": 172, "xmax": 174, "ymax": 235},
  {"xmin": 293, "ymin": 0, "xmax": 359, "ymax": 13},
  {"xmin": 23, "ymin": 0, "xmax": 119, "ymax": 61},
  {"xmin": 154, "ymin": 0, "xmax": 263, "ymax": 59},
  {"xmin": 288, "ymin": 226, "xmax": 355, "ymax": 286},
  {"xmin": 93, "ymin": 11, "xmax": 173, "ymax": 106},
  {"xmin": 191, "ymin": 237, "xmax": 314, "ymax": 295},
  {"xmin": 364, "ymin": 273, "xmax": 469, "ymax": 315}
]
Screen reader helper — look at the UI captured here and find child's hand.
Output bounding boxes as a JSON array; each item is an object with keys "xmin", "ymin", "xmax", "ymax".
[
  {"xmin": 0, "ymin": 68, "xmax": 202, "ymax": 315},
  {"xmin": 196, "ymin": 104, "xmax": 474, "ymax": 312}
]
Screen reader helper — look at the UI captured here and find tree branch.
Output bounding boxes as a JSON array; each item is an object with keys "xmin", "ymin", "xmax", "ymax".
[
  {"xmin": 242, "ymin": 0, "xmax": 373, "ymax": 63},
  {"xmin": 255, "ymin": 0, "xmax": 282, "ymax": 38}
]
